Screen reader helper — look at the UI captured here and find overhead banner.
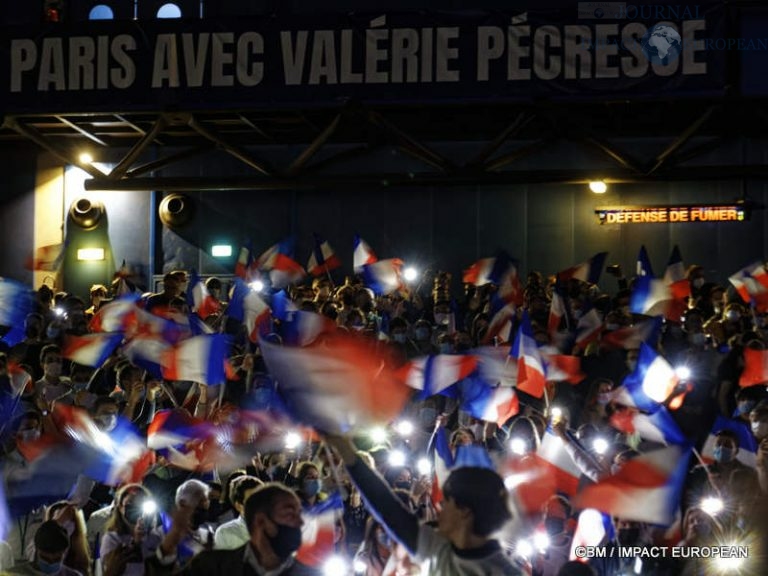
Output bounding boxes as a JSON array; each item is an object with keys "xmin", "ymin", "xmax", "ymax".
[
  {"xmin": 595, "ymin": 204, "xmax": 749, "ymax": 224},
  {"xmin": 0, "ymin": 4, "xmax": 728, "ymax": 112}
]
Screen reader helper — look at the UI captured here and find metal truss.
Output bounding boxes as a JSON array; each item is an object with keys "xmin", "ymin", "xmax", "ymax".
[{"xmin": 1, "ymin": 98, "xmax": 766, "ymax": 191}]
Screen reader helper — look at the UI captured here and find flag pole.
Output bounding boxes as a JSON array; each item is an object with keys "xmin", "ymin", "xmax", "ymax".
[{"xmin": 691, "ymin": 447, "xmax": 721, "ymax": 495}]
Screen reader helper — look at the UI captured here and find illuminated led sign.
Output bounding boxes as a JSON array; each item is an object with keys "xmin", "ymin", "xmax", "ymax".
[{"xmin": 595, "ymin": 204, "xmax": 749, "ymax": 225}]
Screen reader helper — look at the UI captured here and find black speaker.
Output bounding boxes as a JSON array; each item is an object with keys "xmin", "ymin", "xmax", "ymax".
[
  {"xmin": 69, "ymin": 198, "xmax": 105, "ymax": 230},
  {"xmin": 136, "ymin": 0, "xmax": 200, "ymax": 20},
  {"xmin": 158, "ymin": 193, "xmax": 195, "ymax": 229}
]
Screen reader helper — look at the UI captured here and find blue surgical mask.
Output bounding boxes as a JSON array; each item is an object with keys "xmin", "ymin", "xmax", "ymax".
[
  {"xmin": 713, "ymin": 446, "xmax": 734, "ymax": 464},
  {"xmin": 438, "ymin": 343, "xmax": 452, "ymax": 354},
  {"xmin": 302, "ymin": 479, "xmax": 321, "ymax": 498},
  {"xmin": 414, "ymin": 327, "xmax": 429, "ymax": 341},
  {"xmin": 376, "ymin": 530, "xmax": 391, "ymax": 547},
  {"xmin": 36, "ymin": 557, "xmax": 63, "ymax": 575},
  {"xmin": 392, "ymin": 333, "xmax": 406, "ymax": 344}
]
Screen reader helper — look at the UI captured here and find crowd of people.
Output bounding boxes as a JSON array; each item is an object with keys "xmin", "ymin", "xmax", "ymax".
[{"xmin": 1, "ymin": 255, "xmax": 768, "ymax": 576}]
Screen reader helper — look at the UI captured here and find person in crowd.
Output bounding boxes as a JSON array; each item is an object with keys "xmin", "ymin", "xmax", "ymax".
[
  {"xmin": 32, "ymin": 502, "xmax": 91, "ymax": 576},
  {"xmin": 328, "ymin": 434, "xmax": 520, "ymax": 575},
  {"xmin": 214, "ymin": 476, "xmax": 263, "ymax": 550},
  {"xmin": 6, "ymin": 520, "xmax": 83, "ymax": 576},
  {"xmin": 294, "ymin": 462, "xmax": 327, "ymax": 509},
  {"xmin": 354, "ymin": 518, "xmax": 394, "ymax": 576},
  {"xmin": 34, "ymin": 345, "xmax": 72, "ymax": 406}
]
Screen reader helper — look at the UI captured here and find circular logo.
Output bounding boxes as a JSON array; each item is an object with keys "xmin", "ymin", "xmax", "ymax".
[
  {"xmin": 641, "ymin": 24, "xmax": 682, "ymax": 64},
  {"xmin": 594, "ymin": 7, "xmax": 604, "ymax": 18}
]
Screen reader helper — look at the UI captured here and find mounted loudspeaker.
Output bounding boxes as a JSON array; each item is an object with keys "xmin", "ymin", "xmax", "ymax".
[
  {"xmin": 158, "ymin": 193, "xmax": 194, "ymax": 228},
  {"xmin": 69, "ymin": 198, "xmax": 105, "ymax": 230}
]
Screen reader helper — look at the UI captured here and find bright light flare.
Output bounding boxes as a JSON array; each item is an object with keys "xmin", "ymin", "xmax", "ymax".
[
  {"xmin": 370, "ymin": 427, "xmax": 388, "ymax": 444},
  {"xmin": 589, "ymin": 180, "xmax": 607, "ymax": 194},
  {"xmin": 249, "ymin": 280, "xmax": 265, "ymax": 293},
  {"xmin": 416, "ymin": 457, "xmax": 432, "ymax": 476},
  {"xmin": 388, "ymin": 449, "xmax": 407, "ymax": 468},
  {"xmin": 79, "ymin": 152, "xmax": 94, "ymax": 164},
  {"xmin": 533, "ymin": 531, "xmax": 550, "ymax": 551},
  {"xmin": 675, "ymin": 365, "xmax": 692, "ymax": 381},
  {"xmin": 550, "ymin": 407, "xmax": 563, "ymax": 421},
  {"xmin": 142, "ymin": 500, "xmax": 158, "ymax": 516},
  {"xmin": 713, "ymin": 551, "xmax": 746, "ymax": 573},
  {"xmin": 395, "ymin": 420, "xmax": 414, "ymax": 437},
  {"xmin": 353, "ymin": 558, "xmax": 367, "ymax": 574},
  {"xmin": 516, "ymin": 539, "xmax": 533, "ymax": 558},
  {"xmin": 700, "ymin": 496, "xmax": 724, "ymax": 516},
  {"xmin": 510, "ymin": 437, "xmax": 527, "ymax": 456},
  {"xmin": 53, "ymin": 307, "xmax": 66, "ymax": 317},
  {"xmin": 323, "ymin": 555, "xmax": 348, "ymax": 576},
  {"xmin": 592, "ymin": 437, "xmax": 610, "ymax": 455},
  {"xmin": 284, "ymin": 432, "xmax": 302, "ymax": 450},
  {"xmin": 403, "ymin": 267, "xmax": 419, "ymax": 282}
]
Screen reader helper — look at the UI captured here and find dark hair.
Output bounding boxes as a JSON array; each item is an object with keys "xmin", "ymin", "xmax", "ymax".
[
  {"xmin": 296, "ymin": 461, "xmax": 319, "ymax": 485},
  {"xmin": 557, "ymin": 560, "xmax": 598, "ymax": 576},
  {"xmin": 104, "ymin": 484, "xmax": 151, "ymax": 535},
  {"xmin": 39, "ymin": 344, "xmax": 61, "ymax": 365},
  {"xmin": 442, "ymin": 467, "xmax": 511, "ymax": 537},
  {"xmin": 233, "ymin": 477, "xmax": 264, "ymax": 508},
  {"xmin": 34, "ymin": 521, "xmax": 69, "ymax": 554},
  {"xmin": 243, "ymin": 483, "xmax": 298, "ymax": 533},
  {"xmin": 714, "ymin": 429, "xmax": 740, "ymax": 445},
  {"xmin": 91, "ymin": 396, "xmax": 118, "ymax": 415}
]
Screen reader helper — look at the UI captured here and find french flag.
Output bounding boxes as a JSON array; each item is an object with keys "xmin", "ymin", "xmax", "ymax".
[
  {"xmin": 361, "ymin": 258, "xmax": 403, "ymax": 295},
  {"xmin": 609, "ymin": 406, "xmax": 687, "ymax": 446},
  {"xmin": 701, "ymin": 416, "xmax": 758, "ymax": 468},
  {"xmin": 729, "ymin": 262, "xmax": 768, "ymax": 312},
  {"xmin": 160, "ymin": 334, "xmax": 229, "ymax": 385},
  {"xmin": 0, "ymin": 278, "xmax": 35, "ymax": 329},
  {"xmin": 536, "ymin": 429, "xmax": 583, "ymax": 496},
  {"xmin": 147, "ymin": 409, "xmax": 209, "ymax": 450},
  {"xmin": 542, "ymin": 352, "xmax": 585, "ymax": 384},
  {"xmin": 234, "ymin": 241, "xmax": 254, "ymax": 280},
  {"xmin": 187, "ymin": 270, "xmax": 220, "ymax": 320},
  {"xmin": 307, "ymin": 233, "xmax": 341, "ymax": 277},
  {"xmin": 548, "ymin": 287, "xmax": 568, "ymax": 337},
  {"xmin": 259, "ymin": 335, "xmax": 411, "ymax": 434},
  {"xmin": 740, "ymin": 348, "xmax": 768, "ymax": 388},
  {"xmin": 295, "ymin": 493, "xmax": 344, "ymax": 567},
  {"xmin": 481, "ymin": 300, "xmax": 516, "ymax": 345},
  {"xmin": 282, "ymin": 310, "xmax": 336, "ymax": 347},
  {"xmin": 569, "ymin": 509, "xmax": 614, "ymax": 561},
  {"xmin": 601, "ymin": 317, "xmax": 662, "ymax": 350},
  {"xmin": 122, "ymin": 336, "xmax": 169, "ymax": 379},
  {"xmin": 454, "ymin": 377, "xmax": 519, "ymax": 426},
  {"xmin": 353, "ymin": 234, "xmax": 377, "ymax": 273},
  {"xmin": 474, "ymin": 346, "xmax": 519, "ymax": 388},
  {"xmin": 228, "ymin": 279, "xmax": 272, "ymax": 342},
  {"xmin": 557, "ymin": 252, "xmax": 608, "ymax": 285},
  {"xmin": 397, "ymin": 354, "xmax": 479, "ymax": 398},
  {"xmin": 575, "ymin": 307, "xmax": 603, "ymax": 349},
  {"xmin": 636, "ymin": 245, "xmax": 654, "ymax": 277},
  {"xmin": 622, "ymin": 344, "xmax": 679, "ymax": 413},
  {"xmin": 574, "ymin": 444, "xmax": 691, "ymax": 525},
  {"xmin": 511, "ymin": 312, "xmax": 546, "ymax": 398},
  {"xmin": 89, "ymin": 295, "xmax": 140, "ymax": 333},
  {"xmin": 630, "ymin": 275, "xmax": 671, "ymax": 317},
  {"xmin": 663, "ymin": 246, "xmax": 690, "ymax": 300},
  {"xmin": 256, "ymin": 239, "xmax": 306, "ymax": 289},
  {"xmin": 462, "ymin": 254, "xmax": 507, "ymax": 286},
  {"xmin": 124, "ymin": 306, "xmax": 189, "ymax": 345},
  {"xmin": 62, "ymin": 333, "xmax": 123, "ymax": 368}
]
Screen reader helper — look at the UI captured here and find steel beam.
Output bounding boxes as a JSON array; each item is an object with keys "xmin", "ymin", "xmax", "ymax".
[
  {"xmin": 107, "ymin": 116, "xmax": 168, "ymax": 179},
  {"xmin": 187, "ymin": 115, "xmax": 274, "ymax": 176},
  {"xmin": 288, "ymin": 112, "xmax": 342, "ymax": 175},
  {"xmin": 647, "ymin": 106, "xmax": 716, "ymax": 174}
]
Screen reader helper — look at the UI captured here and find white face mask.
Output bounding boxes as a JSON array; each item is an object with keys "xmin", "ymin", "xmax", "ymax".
[{"xmin": 751, "ymin": 421, "xmax": 768, "ymax": 439}]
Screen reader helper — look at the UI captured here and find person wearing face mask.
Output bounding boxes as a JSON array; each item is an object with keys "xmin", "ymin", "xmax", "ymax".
[
  {"xmin": 412, "ymin": 319, "xmax": 434, "ymax": 355},
  {"xmin": 294, "ymin": 463, "xmax": 327, "ymax": 509},
  {"xmin": 152, "ymin": 483, "xmax": 316, "ymax": 575},
  {"xmin": 354, "ymin": 519, "xmax": 394, "ymax": 576},
  {"xmin": 530, "ymin": 496, "xmax": 574, "ymax": 576},
  {"xmin": 3, "ymin": 411, "xmax": 43, "ymax": 484},
  {"xmin": 6, "ymin": 521, "xmax": 82, "ymax": 576},
  {"xmin": 24, "ymin": 502, "xmax": 91, "ymax": 576},
  {"xmin": 100, "ymin": 484, "xmax": 164, "ymax": 576},
  {"xmin": 33, "ymin": 345, "xmax": 73, "ymax": 406}
]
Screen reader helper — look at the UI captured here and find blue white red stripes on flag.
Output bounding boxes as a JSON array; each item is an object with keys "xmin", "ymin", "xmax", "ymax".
[
  {"xmin": 569, "ymin": 509, "xmax": 614, "ymax": 561},
  {"xmin": 636, "ymin": 245, "xmax": 654, "ymax": 277},
  {"xmin": 740, "ymin": 347, "xmax": 768, "ymax": 387},
  {"xmin": 259, "ymin": 336, "xmax": 410, "ymax": 434},
  {"xmin": 353, "ymin": 234, "xmax": 377, "ymax": 273},
  {"xmin": 307, "ymin": 233, "xmax": 341, "ymax": 276},
  {"xmin": 729, "ymin": 262, "xmax": 768, "ymax": 312},
  {"xmin": 147, "ymin": 409, "xmax": 210, "ymax": 450},
  {"xmin": 255, "ymin": 239, "xmax": 306, "ymax": 289},
  {"xmin": 89, "ymin": 295, "xmax": 140, "ymax": 333},
  {"xmin": 663, "ymin": 245, "xmax": 690, "ymax": 300},
  {"xmin": 481, "ymin": 300, "xmax": 516, "ymax": 345},
  {"xmin": 160, "ymin": 334, "xmax": 229, "ymax": 385},
  {"xmin": 557, "ymin": 252, "xmax": 608, "ymax": 285},
  {"xmin": 543, "ymin": 352, "xmax": 585, "ymax": 384},
  {"xmin": 701, "ymin": 416, "xmax": 758, "ymax": 468},
  {"xmin": 296, "ymin": 493, "xmax": 344, "ymax": 567},
  {"xmin": 361, "ymin": 258, "xmax": 404, "ymax": 295},
  {"xmin": 609, "ymin": 406, "xmax": 686, "ymax": 446},
  {"xmin": 622, "ymin": 343, "xmax": 679, "ymax": 413},
  {"xmin": 630, "ymin": 275, "xmax": 672, "ymax": 317},
  {"xmin": 536, "ymin": 430, "xmax": 583, "ymax": 496},
  {"xmin": 234, "ymin": 241, "xmax": 254, "ymax": 279},
  {"xmin": 281, "ymin": 310, "xmax": 336, "ymax": 347},
  {"xmin": 0, "ymin": 278, "xmax": 35, "ymax": 329},
  {"xmin": 62, "ymin": 333, "xmax": 123, "ymax": 367},
  {"xmin": 575, "ymin": 307, "xmax": 603, "ymax": 348},
  {"xmin": 511, "ymin": 312, "xmax": 546, "ymax": 398},
  {"xmin": 187, "ymin": 270, "xmax": 220, "ymax": 320},
  {"xmin": 122, "ymin": 336, "xmax": 169, "ymax": 379},
  {"xmin": 473, "ymin": 346, "xmax": 519, "ymax": 388},
  {"xmin": 454, "ymin": 377, "xmax": 519, "ymax": 426},
  {"xmin": 573, "ymin": 444, "xmax": 691, "ymax": 525},
  {"xmin": 548, "ymin": 287, "xmax": 567, "ymax": 337},
  {"xmin": 601, "ymin": 317, "xmax": 662, "ymax": 350},
  {"xmin": 397, "ymin": 354, "xmax": 478, "ymax": 398},
  {"xmin": 228, "ymin": 279, "xmax": 271, "ymax": 342}
]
